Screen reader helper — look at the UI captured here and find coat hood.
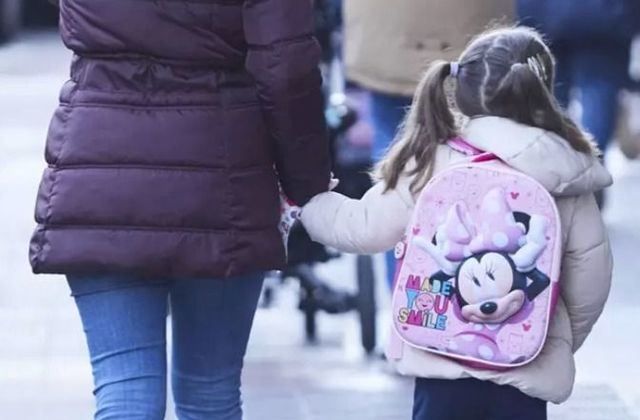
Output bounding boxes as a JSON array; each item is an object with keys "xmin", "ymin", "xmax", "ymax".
[{"xmin": 462, "ymin": 117, "xmax": 613, "ymax": 197}]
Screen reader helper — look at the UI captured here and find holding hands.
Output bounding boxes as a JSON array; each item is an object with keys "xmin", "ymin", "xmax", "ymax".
[{"xmin": 278, "ymin": 177, "xmax": 339, "ymax": 250}]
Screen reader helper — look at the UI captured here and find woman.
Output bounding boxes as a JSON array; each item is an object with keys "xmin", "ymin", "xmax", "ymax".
[{"xmin": 29, "ymin": 1, "xmax": 330, "ymax": 419}]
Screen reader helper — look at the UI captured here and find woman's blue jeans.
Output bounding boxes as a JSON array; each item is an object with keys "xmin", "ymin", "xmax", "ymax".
[{"xmin": 67, "ymin": 274, "xmax": 264, "ymax": 420}]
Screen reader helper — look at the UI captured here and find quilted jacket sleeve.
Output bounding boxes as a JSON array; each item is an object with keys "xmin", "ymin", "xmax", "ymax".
[
  {"xmin": 243, "ymin": 0, "xmax": 331, "ymax": 205},
  {"xmin": 560, "ymin": 193, "xmax": 613, "ymax": 352},
  {"xmin": 300, "ymin": 178, "xmax": 414, "ymax": 254}
]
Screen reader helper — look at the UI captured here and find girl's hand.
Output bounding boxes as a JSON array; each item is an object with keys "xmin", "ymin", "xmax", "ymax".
[{"xmin": 329, "ymin": 177, "xmax": 340, "ymax": 191}]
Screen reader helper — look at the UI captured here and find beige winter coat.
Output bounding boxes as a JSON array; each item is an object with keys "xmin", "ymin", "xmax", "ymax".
[
  {"xmin": 343, "ymin": 0, "xmax": 515, "ymax": 96},
  {"xmin": 301, "ymin": 117, "xmax": 613, "ymax": 403}
]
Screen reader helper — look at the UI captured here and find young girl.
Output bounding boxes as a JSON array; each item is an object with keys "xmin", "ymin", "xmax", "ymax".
[{"xmin": 300, "ymin": 27, "xmax": 613, "ymax": 420}]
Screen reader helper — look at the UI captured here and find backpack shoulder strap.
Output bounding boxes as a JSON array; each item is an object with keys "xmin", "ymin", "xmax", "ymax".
[
  {"xmin": 448, "ymin": 136, "xmax": 482, "ymax": 156},
  {"xmin": 447, "ymin": 137, "xmax": 499, "ymax": 163}
]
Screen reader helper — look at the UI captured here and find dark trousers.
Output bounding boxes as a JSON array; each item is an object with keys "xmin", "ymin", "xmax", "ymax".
[{"xmin": 413, "ymin": 378, "xmax": 547, "ymax": 420}]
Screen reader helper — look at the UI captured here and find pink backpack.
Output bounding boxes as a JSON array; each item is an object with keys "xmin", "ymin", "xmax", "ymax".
[{"xmin": 390, "ymin": 138, "xmax": 562, "ymax": 369}]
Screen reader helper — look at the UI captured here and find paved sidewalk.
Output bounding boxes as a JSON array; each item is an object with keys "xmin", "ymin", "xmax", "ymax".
[{"xmin": 1, "ymin": 32, "xmax": 639, "ymax": 420}]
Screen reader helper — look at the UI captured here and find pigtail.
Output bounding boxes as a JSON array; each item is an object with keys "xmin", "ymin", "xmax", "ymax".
[
  {"xmin": 375, "ymin": 60, "xmax": 458, "ymax": 194},
  {"xmin": 487, "ymin": 62, "xmax": 599, "ymax": 156}
]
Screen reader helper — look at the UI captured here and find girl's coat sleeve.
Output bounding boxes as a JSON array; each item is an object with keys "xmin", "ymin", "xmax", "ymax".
[{"xmin": 300, "ymin": 178, "xmax": 414, "ymax": 254}]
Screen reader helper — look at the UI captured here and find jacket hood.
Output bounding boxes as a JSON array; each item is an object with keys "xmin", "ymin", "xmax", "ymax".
[{"xmin": 462, "ymin": 117, "xmax": 613, "ymax": 196}]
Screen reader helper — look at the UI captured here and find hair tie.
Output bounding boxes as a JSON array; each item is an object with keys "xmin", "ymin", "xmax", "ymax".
[
  {"xmin": 449, "ymin": 62, "xmax": 460, "ymax": 78},
  {"xmin": 526, "ymin": 55, "xmax": 547, "ymax": 82}
]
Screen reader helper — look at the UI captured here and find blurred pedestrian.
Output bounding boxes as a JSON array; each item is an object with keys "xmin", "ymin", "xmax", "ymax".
[
  {"xmin": 518, "ymin": 0, "xmax": 640, "ymax": 153},
  {"xmin": 301, "ymin": 27, "xmax": 612, "ymax": 419},
  {"xmin": 315, "ymin": 0, "xmax": 343, "ymax": 64},
  {"xmin": 343, "ymin": 0, "xmax": 514, "ymax": 287},
  {"xmin": 616, "ymin": 36, "xmax": 640, "ymax": 159},
  {"xmin": 29, "ymin": 0, "xmax": 330, "ymax": 419}
]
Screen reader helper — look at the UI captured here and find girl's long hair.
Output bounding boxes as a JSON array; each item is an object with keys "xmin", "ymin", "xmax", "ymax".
[{"xmin": 375, "ymin": 26, "xmax": 598, "ymax": 194}]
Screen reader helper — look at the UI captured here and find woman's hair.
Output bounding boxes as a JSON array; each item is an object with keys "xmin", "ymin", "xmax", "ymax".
[{"xmin": 376, "ymin": 26, "xmax": 598, "ymax": 194}]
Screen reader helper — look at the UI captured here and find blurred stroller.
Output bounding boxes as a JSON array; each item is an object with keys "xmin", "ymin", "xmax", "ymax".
[{"xmin": 260, "ymin": 0, "xmax": 378, "ymax": 354}]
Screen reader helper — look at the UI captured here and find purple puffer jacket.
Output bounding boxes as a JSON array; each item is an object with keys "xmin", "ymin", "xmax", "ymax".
[{"xmin": 29, "ymin": 0, "xmax": 331, "ymax": 278}]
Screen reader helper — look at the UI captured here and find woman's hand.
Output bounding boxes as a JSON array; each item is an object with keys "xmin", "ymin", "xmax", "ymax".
[{"xmin": 278, "ymin": 176, "xmax": 339, "ymax": 251}]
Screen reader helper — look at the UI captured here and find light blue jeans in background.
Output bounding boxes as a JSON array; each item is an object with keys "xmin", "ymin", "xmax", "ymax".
[{"xmin": 369, "ymin": 91, "xmax": 412, "ymax": 288}]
